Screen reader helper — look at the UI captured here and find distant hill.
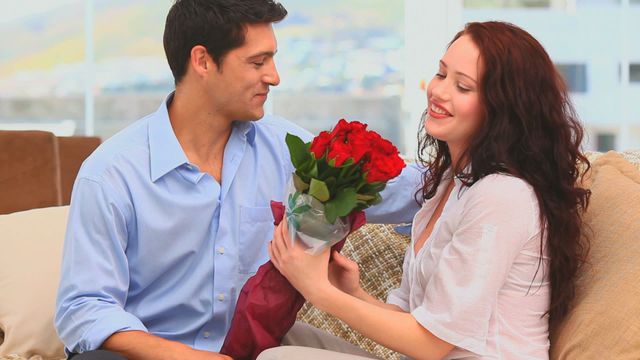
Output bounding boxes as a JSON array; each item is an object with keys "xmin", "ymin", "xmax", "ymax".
[
  {"xmin": 0, "ymin": 0, "xmax": 168, "ymax": 76},
  {"xmin": 0, "ymin": 0, "xmax": 403, "ymax": 76}
]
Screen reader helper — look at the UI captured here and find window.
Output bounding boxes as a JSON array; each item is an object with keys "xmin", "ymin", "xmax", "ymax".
[
  {"xmin": 273, "ymin": 1, "xmax": 406, "ymax": 152},
  {"xmin": 0, "ymin": 1, "xmax": 172, "ymax": 139},
  {"xmin": 464, "ymin": 0, "xmax": 553, "ymax": 8},
  {"xmin": 0, "ymin": 2, "xmax": 85, "ymax": 136},
  {"xmin": 556, "ymin": 64, "xmax": 588, "ymax": 93},
  {"xmin": 630, "ymin": 64, "xmax": 640, "ymax": 83},
  {"xmin": 596, "ymin": 133, "xmax": 616, "ymax": 152}
]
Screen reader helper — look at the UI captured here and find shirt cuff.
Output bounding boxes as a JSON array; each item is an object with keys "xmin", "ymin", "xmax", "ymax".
[
  {"xmin": 411, "ymin": 305, "xmax": 486, "ymax": 356},
  {"xmin": 76, "ymin": 310, "xmax": 148, "ymax": 353},
  {"xmin": 386, "ymin": 290, "xmax": 410, "ymax": 312}
]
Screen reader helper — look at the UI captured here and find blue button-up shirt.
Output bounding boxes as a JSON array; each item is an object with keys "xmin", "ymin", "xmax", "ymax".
[{"xmin": 55, "ymin": 93, "xmax": 422, "ymax": 353}]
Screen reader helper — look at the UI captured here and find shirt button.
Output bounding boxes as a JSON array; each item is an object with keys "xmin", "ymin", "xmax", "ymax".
[
  {"xmin": 217, "ymin": 246, "xmax": 225, "ymax": 254},
  {"xmin": 217, "ymin": 293, "xmax": 225, "ymax": 301},
  {"xmin": 203, "ymin": 331, "xmax": 211, "ymax": 338}
]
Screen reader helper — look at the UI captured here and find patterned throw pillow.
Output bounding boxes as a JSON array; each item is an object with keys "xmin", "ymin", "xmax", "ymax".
[{"xmin": 298, "ymin": 224, "xmax": 410, "ymax": 360}]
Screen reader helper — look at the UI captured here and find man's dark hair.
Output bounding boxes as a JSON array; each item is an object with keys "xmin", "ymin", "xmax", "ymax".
[{"xmin": 163, "ymin": 0, "xmax": 287, "ymax": 84}]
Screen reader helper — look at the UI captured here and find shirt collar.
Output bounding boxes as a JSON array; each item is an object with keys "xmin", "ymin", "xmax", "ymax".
[
  {"xmin": 236, "ymin": 120, "xmax": 256, "ymax": 147},
  {"xmin": 148, "ymin": 92, "xmax": 258, "ymax": 182},
  {"xmin": 148, "ymin": 92, "xmax": 189, "ymax": 182}
]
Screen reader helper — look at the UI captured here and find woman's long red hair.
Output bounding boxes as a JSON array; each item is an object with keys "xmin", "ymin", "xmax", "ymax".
[{"xmin": 416, "ymin": 21, "xmax": 590, "ymax": 327}]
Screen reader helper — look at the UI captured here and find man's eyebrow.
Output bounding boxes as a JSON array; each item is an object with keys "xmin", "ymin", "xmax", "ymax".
[
  {"xmin": 440, "ymin": 60, "xmax": 477, "ymax": 83},
  {"xmin": 246, "ymin": 50, "xmax": 277, "ymax": 59}
]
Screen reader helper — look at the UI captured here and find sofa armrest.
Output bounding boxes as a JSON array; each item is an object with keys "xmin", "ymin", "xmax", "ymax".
[
  {"xmin": 0, "ymin": 130, "xmax": 62, "ymax": 215},
  {"xmin": 57, "ymin": 136, "xmax": 101, "ymax": 205}
]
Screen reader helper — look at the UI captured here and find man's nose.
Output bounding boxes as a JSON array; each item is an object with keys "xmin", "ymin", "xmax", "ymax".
[{"xmin": 265, "ymin": 61, "xmax": 280, "ymax": 86}]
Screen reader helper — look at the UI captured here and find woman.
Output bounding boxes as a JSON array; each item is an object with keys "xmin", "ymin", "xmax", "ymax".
[{"xmin": 266, "ymin": 21, "xmax": 590, "ymax": 359}]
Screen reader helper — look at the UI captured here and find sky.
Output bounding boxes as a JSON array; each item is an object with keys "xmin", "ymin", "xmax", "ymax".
[{"xmin": 0, "ymin": 0, "xmax": 93, "ymax": 24}]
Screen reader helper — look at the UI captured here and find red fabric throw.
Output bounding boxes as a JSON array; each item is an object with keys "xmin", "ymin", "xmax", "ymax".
[{"xmin": 220, "ymin": 201, "xmax": 366, "ymax": 360}]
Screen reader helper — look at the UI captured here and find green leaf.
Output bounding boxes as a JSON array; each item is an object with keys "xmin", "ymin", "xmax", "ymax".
[
  {"xmin": 292, "ymin": 204, "xmax": 312, "ymax": 215},
  {"xmin": 296, "ymin": 170, "xmax": 311, "ymax": 184},
  {"xmin": 300, "ymin": 157, "xmax": 318, "ymax": 178},
  {"xmin": 325, "ymin": 206, "xmax": 338, "ymax": 224},
  {"xmin": 288, "ymin": 192, "xmax": 299, "ymax": 209},
  {"xmin": 324, "ymin": 187, "xmax": 358, "ymax": 224},
  {"xmin": 286, "ymin": 133, "xmax": 311, "ymax": 168},
  {"xmin": 356, "ymin": 194, "xmax": 376, "ymax": 202},
  {"xmin": 293, "ymin": 173, "xmax": 310, "ymax": 192},
  {"xmin": 324, "ymin": 177, "xmax": 337, "ymax": 190},
  {"xmin": 309, "ymin": 178, "xmax": 330, "ymax": 202},
  {"xmin": 287, "ymin": 216, "xmax": 300, "ymax": 230},
  {"xmin": 339, "ymin": 158, "xmax": 354, "ymax": 167}
]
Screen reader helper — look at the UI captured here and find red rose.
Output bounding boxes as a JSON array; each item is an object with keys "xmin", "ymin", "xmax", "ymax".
[
  {"xmin": 362, "ymin": 138, "xmax": 405, "ymax": 183},
  {"xmin": 325, "ymin": 119, "xmax": 372, "ymax": 166},
  {"xmin": 327, "ymin": 134, "xmax": 352, "ymax": 166},
  {"xmin": 346, "ymin": 128, "xmax": 371, "ymax": 164},
  {"xmin": 310, "ymin": 131, "xmax": 332, "ymax": 159},
  {"xmin": 329, "ymin": 119, "xmax": 347, "ymax": 138}
]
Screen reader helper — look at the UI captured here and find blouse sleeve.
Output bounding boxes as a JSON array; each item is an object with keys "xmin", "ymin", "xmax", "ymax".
[
  {"xmin": 386, "ymin": 246, "xmax": 412, "ymax": 311},
  {"xmin": 411, "ymin": 175, "xmax": 540, "ymax": 356}
]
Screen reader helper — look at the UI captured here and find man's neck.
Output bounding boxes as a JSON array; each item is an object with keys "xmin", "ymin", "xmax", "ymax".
[{"xmin": 168, "ymin": 87, "xmax": 233, "ymax": 181}]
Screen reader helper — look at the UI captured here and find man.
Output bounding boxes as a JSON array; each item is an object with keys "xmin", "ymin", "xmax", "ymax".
[{"xmin": 55, "ymin": 1, "xmax": 421, "ymax": 359}]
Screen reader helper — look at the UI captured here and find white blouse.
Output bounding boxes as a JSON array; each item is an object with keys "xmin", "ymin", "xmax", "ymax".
[{"xmin": 387, "ymin": 173, "xmax": 550, "ymax": 359}]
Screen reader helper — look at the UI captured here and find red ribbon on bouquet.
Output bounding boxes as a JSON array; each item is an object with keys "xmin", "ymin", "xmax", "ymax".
[{"xmin": 220, "ymin": 201, "xmax": 366, "ymax": 360}]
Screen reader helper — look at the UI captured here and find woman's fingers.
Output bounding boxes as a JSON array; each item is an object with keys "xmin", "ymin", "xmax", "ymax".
[
  {"xmin": 331, "ymin": 250, "xmax": 346, "ymax": 263},
  {"xmin": 272, "ymin": 222, "xmax": 287, "ymax": 258},
  {"xmin": 279, "ymin": 217, "xmax": 291, "ymax": 250},
  {"xmin": 331, "ymin": 250, "xmax": 352, "ymax": 267},
  {"xmin": 268, "ymin": 240, "xmax": 279, "ymax": 269}
]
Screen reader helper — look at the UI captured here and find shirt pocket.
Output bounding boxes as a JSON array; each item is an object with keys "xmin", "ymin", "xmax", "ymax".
[{"xmin": 238, "ymin": 205, "xmax": 274, "ymax": 274}]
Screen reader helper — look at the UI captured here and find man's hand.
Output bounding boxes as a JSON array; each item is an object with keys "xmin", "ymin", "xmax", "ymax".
[
  {"xmin": 187, "ymin": 349, "xmax": 232, "ymax": 360},
  {"xmin": 102, "ymin": 331, "xmax": 232, "ymax": 360}
]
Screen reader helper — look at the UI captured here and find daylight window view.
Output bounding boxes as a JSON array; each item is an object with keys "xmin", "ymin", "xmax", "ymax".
[
  {"xmin": 2, "ymin": 1, "xmax": 640, "ymax": 360},
  {"xmin": 1, "ymin": 0, "xmax": 639, "ymax": 154}
]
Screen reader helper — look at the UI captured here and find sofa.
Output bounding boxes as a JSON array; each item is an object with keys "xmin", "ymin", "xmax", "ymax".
[
  {"xmin": 1, "ymin": 150, "xmax": 639, "ymax": 360},
  {"xmin": 0, "ymin": 130, "xmax": 101, "ymax": 215}
]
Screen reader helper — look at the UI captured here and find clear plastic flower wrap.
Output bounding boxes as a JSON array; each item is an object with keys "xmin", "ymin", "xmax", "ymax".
[
  {"xmin": 285, "ymin": 180, "xmax": 350, "ymax": 255},
  {"xmin": 282, "ymin": 119, "xmax": 406, "ymax": 256}
]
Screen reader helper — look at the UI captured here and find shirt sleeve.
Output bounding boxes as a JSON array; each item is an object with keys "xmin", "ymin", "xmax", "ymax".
[
  {"xmin": 365, "ymin": 162, "xmax": 423, "ymax": 224},
  {"xmin": 411, "ymin": 176, "xmax": 539, "ymax": 356},
  {"xmin": 55, "ymin": 177, "xmax": 147, "ymax": 353}
]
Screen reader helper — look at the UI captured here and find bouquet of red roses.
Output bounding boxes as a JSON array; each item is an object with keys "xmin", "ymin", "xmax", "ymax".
[
  {"xmin": 220, "ymin": 119, "xmax": 405, "ymax": 360},
  {"xmin": 285, "ymin": 119, "xmax": 406, "ymax": 254}
]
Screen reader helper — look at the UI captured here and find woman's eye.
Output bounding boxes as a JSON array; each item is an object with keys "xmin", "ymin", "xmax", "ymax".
[{"xmin": 435, "ymin": 72, "xmax": 445, "ymax": 79}]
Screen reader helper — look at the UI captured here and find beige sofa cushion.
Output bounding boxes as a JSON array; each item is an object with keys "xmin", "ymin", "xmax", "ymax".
[
  {"xmin": 551, "ymin": 151, "xmax": 640, "ymax": 359},
  {"xmin": 0, "ymin": 206, "xmax": 68, "ymax": 360}
]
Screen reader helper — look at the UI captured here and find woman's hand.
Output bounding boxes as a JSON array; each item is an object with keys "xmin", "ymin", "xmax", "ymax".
[
  {"xmin": 328, "ymin": 250, "xmax": 362, "ymax": 297},
  {"xmin": 268, "ymin": 218, "xmax": 333, "ymax": 302}
]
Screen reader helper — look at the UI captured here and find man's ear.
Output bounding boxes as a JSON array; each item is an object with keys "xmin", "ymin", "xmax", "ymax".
[{"xmin": 190, "ymin": 45, "xmax": 216, "ymax": 77}]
